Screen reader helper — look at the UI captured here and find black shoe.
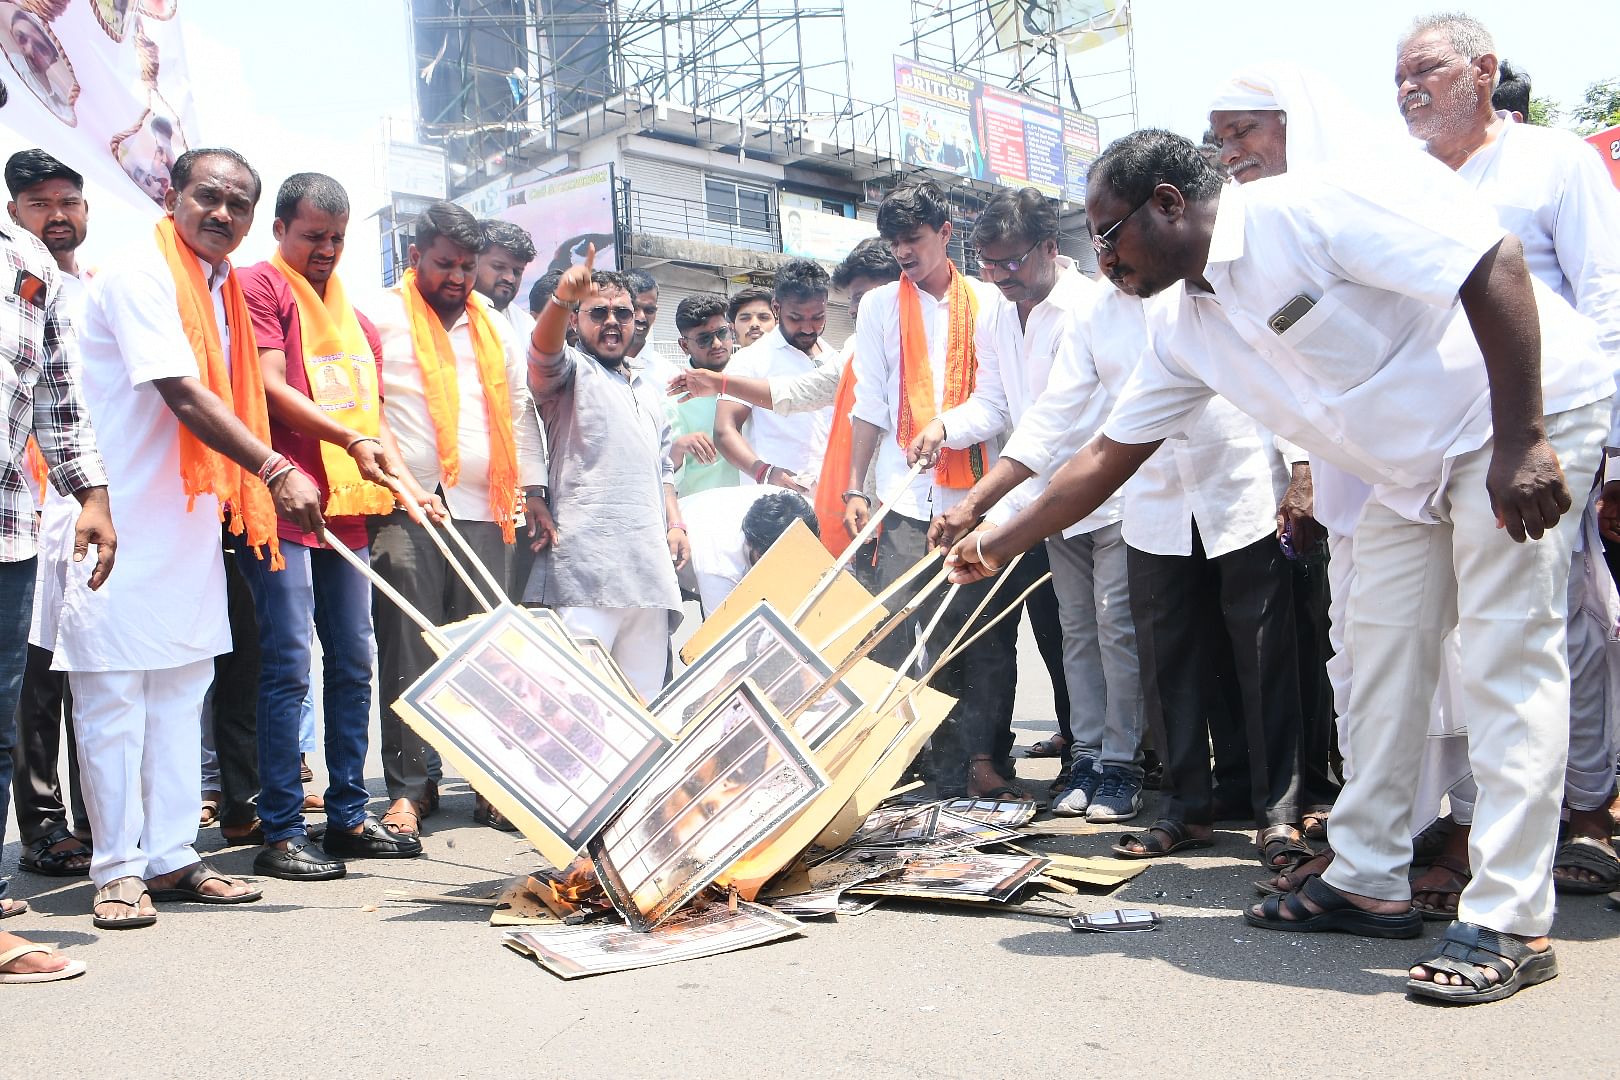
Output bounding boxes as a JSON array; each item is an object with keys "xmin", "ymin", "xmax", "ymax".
[
  {"xmin": 253, "ymin": 838, "xmax": 346, "ymax": 881},
  {"xmin": 323, "ymin": 815, "xmax": 424, "ymax": 859}
]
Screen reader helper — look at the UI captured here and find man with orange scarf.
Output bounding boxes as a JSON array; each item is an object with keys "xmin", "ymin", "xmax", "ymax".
[
  {"xmin": 841, "ymin": 181, "xmax": 1026, "ymax": 801},
  {"xmin": 37, "ymin": 149, "xmax": 323, "ymax": 928},
  {"xmin": 238, "ymin": 174, "xmax": 427, "ymax": 879},
  {"xmin": 368, "ymin": 202, "xmax": 547, "ymax": 838}
]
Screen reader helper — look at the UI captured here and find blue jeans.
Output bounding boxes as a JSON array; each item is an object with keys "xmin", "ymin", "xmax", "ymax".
[
  {"xmin": 241, "ymin": 540, "xmax": 374, "ymax": 843},
  {"xmin": 0, "ymin": 558, "xmax": 37, "ymax": 900}
]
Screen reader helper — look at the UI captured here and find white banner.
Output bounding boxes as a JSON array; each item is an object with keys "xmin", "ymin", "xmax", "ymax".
[{"xmin": 0, "ymin": 0, "xmax": 198, "ymax": 260}]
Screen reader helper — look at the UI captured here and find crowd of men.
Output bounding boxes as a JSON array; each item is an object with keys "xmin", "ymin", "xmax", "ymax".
[{"xmin": 0, "ymin": 11, "xmax": 1615, "ymax": 1005}]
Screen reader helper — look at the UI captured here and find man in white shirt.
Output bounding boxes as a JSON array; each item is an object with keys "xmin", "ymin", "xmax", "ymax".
[
  {"xmin": 1392, "ymin": 11, "xmax": 1620, "ymax": 903},
  {"xmin": 915, "ymin": 187, "xmax": 1148, "ymax": 823},
  {"xmin": 844, "ymin": 181, "xmax": 1021, "ymax": 799},
  {"xmin": 475, "ymin": 219, "xmax": 556, "ymax": 605},
  {"xmin": 714, "ymin": 259, "xmax": 834, "ymax": 492},
  {"xmin": 367, "ymin": 201, "xmax": 548, "ymax": 838},
  {"xmin": 949, "ymin": 129, "xmax": 1613, "ymax": 1004},
  {"xmin": 47, "ymin": 148, "xmax": 325, "ymax": 926},
  {"xmin": 727, "ymin": 285, "xmax": 777, "ymax": 351},
  {"xmin": 677, "ymin": 486, "xmax": 818, "ymax": 612}
]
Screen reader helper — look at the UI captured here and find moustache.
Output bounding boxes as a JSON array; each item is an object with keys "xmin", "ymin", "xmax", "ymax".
[
  {"xmin": 1401, "ymin": 89, "xmax": 1432, "ymax": 113},
  {"xmin": 1230, "ymin": 156, "xmax": 1262, "ymax": 176}
]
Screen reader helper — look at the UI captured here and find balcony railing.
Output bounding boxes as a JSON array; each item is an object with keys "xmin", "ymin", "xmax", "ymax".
[{"xmin": 619, "ymin": 181, "xmax": 781, "ymax": 254}]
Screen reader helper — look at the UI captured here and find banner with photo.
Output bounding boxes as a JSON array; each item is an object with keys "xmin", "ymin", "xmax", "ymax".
[
  {"xmin": 779, "ymin": 192, "xmax": 875, "ymax": 264},
  {"xmin": 0, "ymin": 0, "xmax": 198, "ymax": 250},
  {"xmin": 1587, "ymin": 124, "xmax": 1620, "ymax": 189},
  {"xmin": 469, "ymin": 164, "xmax": 618, "ymax": 307},
  {"xmin": 893, "ymin": 55, "xmax": 1101, "ymax": 204}
]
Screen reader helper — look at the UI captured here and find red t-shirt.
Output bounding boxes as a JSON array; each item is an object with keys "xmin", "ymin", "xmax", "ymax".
[{"xmin": 238, "ymin": 262, "xmax": 386, "ymax": 550}]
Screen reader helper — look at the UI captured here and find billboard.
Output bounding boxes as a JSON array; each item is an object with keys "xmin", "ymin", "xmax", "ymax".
[
  {"xmin": 894, "ymin": 55, "xmax": 1101, "ymax": 203},
  {"xmin": 495, "ymin": 164, "xmax": 618, "ymax": 303},
  {"xmin": 0, "ymin": 0, "xmax": 199, "ymax": 254},
  {"xmin": 989, "ymin": 0, "xmax": 1130, "ymax": 56},
  {"xmin": 1587, "ymin": 124, "xmax": 1620, "ymax": 190},
  {"xmin": 780, "ymin": 192, "xmax": 876, "ymax": 264}
]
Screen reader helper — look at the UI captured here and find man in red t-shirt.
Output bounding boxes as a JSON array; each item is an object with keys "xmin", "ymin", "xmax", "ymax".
[{"xmin": 238, "ymin": 173, "xmax": 434, "ymax": 880}]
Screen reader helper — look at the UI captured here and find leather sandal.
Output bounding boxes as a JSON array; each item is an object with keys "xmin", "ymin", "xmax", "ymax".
[
  {"xmin": 147, "ymin": 861, "xmax": 263, "ymax": 905},
  {"xmin": 93, "ymin": 875, "xmax": 157, "ymax": 930},
  {"xmin": 1406, "ymin": 921, "xmax": 1557, "ymax": 1004},
  {"xmin": 20, "ymin": 826, "xmax": 91, "ymax": 877},
  {"xmin": 380, "ymin": 799, "xmax": 421, "ymax": 838}
]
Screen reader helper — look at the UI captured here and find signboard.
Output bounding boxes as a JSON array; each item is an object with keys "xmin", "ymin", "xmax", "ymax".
[
  {"xmin": 497, "ymin": 163, "xmax": 618, "ymax": 303},
  {"xmin": 385, "ymin": 141, "xmax": 447, "ymax": 200},
  {"xmin": 893, "ymin": 55, "xmax": 1100, "ymax": 203},
  {"xmin": 780, "ymin": 192, "xmax": 876, "ymax": 263},
  {"xmin": 0, "ymin": 0, "xmax": 199, "ymax": 257},
  {"xmin": 1586, "ymin": 124, "xmax": 1620, "ymax": 190},
  {"xmin": 989, "ymin": 0, "xmax": 1130, "ymax": 56}
]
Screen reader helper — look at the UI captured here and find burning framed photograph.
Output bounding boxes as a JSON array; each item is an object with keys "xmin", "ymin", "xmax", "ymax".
[
  {"xmin": 651, "ymin": 601, "xmax": 862, "ymax": 749},
  {"xmin": 590, "ymin": 681, "xmax": 828, "ymax": 931},
  {"xmin": 848, "ymin": 851, "xmax": 1050, "ymax": 904},
  {"xmin": 397, "ymin": 606, "xmax": 671, "ymax": 871},
  {"xmin": 503, "ymin": 901, "xmax": 802, "ymax": 979}
]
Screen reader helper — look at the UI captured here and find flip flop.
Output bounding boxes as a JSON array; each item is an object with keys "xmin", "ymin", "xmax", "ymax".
[
  {"xmin": 1022, "ymin": 735, "xmax": 1070, "ymax": 759},
  {"xmin": 1112, "ymin": 819, "xmax": 1214, "ymax": 860},
  {"xmin": 0, "ymin": 945, "xmax": 86, "ymax": 984},
  {"xmin": 1406, "ymin": 922, "xmax": 1558, "ymax": 1005},
  {"xmin": 970, "ymin": 785, "xmax": 1034, "ymax": 804},
  {"xmin": 1553, "ymin": 835, "xmax": 1620, "ymax": 895},
  {"xmin": 0, "ymin": 898, "xmax": 30, "ymax": 919},
  {"xmin": 147, "ymin": 861, "xmax": 263, "ymax": 905},
  {"xmin": 92, "ymin": 876, "xmax": 157, "ymax": 930},
  {"xmin": 1245, "ymin": 874, "xmax": 1421, "ymax": 939}
]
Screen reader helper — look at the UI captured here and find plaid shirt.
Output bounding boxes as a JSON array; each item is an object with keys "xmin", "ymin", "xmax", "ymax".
[{"xmin": 0, "ymin": 222, "xmax": 106, "ymax": 562}]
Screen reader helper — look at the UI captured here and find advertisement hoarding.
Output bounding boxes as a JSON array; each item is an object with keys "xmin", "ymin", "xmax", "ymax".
[
  {"xmin": 1586, "ymin": 124, "xmax": 1620, "ymax": 190},
  {"xmin": 498, "ymin": 164, "xmax": 618, "ymax": 304},
  {"xmin": 779, "ymin": 192, "xmax": 876, "ymax": 263}
]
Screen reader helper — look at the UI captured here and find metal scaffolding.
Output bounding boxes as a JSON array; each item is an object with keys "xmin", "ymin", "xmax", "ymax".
[{"xmin": 409, "ymin": 0, "xmax": 856, "ymax": 190}]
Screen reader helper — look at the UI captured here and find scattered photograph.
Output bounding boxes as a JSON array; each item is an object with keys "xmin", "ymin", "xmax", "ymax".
[
  {"xmin": 590, "ymin": 681, "xmax": 828, "ymax": 931},
  {"xmin": 400, "ymin": 606, "xmax": 670, "ymax": 864},
  {"xmin": 941, "ymin": 797, "xmax": 1039, "ymax": 828},
  {"xmin": 0, "ymin": 3, "xmax": 77, "ymax": 124},
  {"xmin": 848, "ymin": 851, "xmax": 1050, "ymax": 903},
  {"xmin": 503, "ymin": 901, "xmax": 802, "ymax": 979},
  {"xmin": 651, "ymin": 602, "xmax": 861, "ymax": 748}
]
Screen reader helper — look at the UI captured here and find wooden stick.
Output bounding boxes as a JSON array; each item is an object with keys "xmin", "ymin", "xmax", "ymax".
[
  {"xmin": 813, "ymin": 548, "xmax": 943, "ymax": 655},
  {"xmin": 933, "ymin": 550, "xmax": 1026, "ymax": 667},
  {"xmin": 1037, "ymin": 877, "xmax": 1080, "ymax": 896},
  {"xmin": 379, "ymin": 477, "xmax": 496, "ymax": 612},
  {"xmin": 440, "ymin": 512, "xmax": 509, "ymax": 605},
  {"xmin": 875, "ymin": 577, "xmax": 960, "ymax": 715},
  {"xmin": 791, "ymin": 457, "xmax": 926, "ymax": 625},
  {"xmin": 918, "ymin": 572, "xmax": 1054, "ymax": 687},
  {"xmin": 323, "ymin": 530, "xmax": 451, "ymax": 651}
]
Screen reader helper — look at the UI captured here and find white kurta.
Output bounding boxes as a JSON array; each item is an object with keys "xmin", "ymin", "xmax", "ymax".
[
  {"xmin": 41, "ymin": 250, "xmax": 232, "ymax": 673},
  {"xmin": 721, "ymin": 329, "xmax": 834, "ymax": 487}
]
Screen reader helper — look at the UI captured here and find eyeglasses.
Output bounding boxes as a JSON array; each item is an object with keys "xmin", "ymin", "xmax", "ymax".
[
  {"xmin": 684, "ymin": 325, "xmax": 732, "ymax": 350},
  {"xmin": 581, "ymin": 304, "xmax": 635, "ymax": 324},
  {"xmin": 978, "ymin": 241, "xmax": 1041, "ymax": 274},
  {"xmin": 1090, "ymin": 197, "xmax": 1151, "ymax": 256}
]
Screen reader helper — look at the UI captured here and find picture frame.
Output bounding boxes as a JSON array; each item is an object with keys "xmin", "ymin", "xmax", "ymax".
[{"xmin": 502, "ymin": 901, "xmax": 802, "ymax": 979}]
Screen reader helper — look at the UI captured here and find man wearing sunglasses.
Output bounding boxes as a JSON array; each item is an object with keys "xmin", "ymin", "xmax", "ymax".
[
  {"xmin": 713, "ymin": 259, "xmax": 835, "ymax": 495},
  {"xmin": 525, "ymin": 248, "xmax": 685, "ymax": 700},
  {"xmin": 668, "ymin": 294, "xmax": 739, "ymax": 496}
]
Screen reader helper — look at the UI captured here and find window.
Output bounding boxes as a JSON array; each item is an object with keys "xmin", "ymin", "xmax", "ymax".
[{"xmin": 705, "ymin": 176, "xmax": 773, "ymax": 233}]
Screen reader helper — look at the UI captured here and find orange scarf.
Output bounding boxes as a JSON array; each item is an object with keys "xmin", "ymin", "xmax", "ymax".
[
  {"xmin": 23, "ymin": 436, "xmax": 46, "ymax": 507},
  {"xmin": 155, "ymin": 217, "xmax": 281, "ymax": 568},
  {"xmin": 814, "ymin": 356, "xmax": 859, "ymax": 557},
  {"xmin": 397, "ymin": 269, "xmax": 519, "ymax": 542},
  {"xmin": 895, "ymin": 261, "xmax": 986, "ymax": 489}
]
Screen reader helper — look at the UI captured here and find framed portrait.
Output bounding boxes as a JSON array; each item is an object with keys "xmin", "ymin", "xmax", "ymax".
[
  {"xmin": 0, "ymin": 3, "xmax": 77, "ymax": 125},
  {"xmin": 590, "ymin": 680, "xmax": 828, "ymax": 931},
  {"xmin": 653, "ymin": 601, "xmax": 861, "ymax": 749},
  {"xmin": 109, "ymin": 94, "xmax": 186, "ymax": 205},
  {"xmin": 502, "ymin": 901, "xmax": 802, "ymax": 979},
  {"xmin": 396, "ymin": 605, "xmax": 672, "ymax": 871},
  {"xmin": 91, "ymin": 0, "xmax": 132, "ymax": 41},
  {"xmin": 848, "ymin": 851, "xmax": 1050, "ymax": 903}
]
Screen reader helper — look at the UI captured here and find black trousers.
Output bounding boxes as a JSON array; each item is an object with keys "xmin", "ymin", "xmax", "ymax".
[
  {"xmin": 210, "ymin": 533, "xmax": 262, "ymax": 828},
  {"xmin": 12, "ymin": 644, "xmax": 88, "ymax": 843},
  {"xmin": 1127, "ymin": 527, "xmax": 1303, "ymax": 827},
  {"xmin": 1290, "ymin": 541, "xmax": 1341, "ymax": 809}
]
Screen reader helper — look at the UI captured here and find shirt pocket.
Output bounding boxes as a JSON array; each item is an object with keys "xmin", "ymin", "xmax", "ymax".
[{"xmin": 1274, "ymin": 290, "xmax": 1389, "ymax": 395}]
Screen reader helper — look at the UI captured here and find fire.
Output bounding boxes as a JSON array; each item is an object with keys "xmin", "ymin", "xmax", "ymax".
[{"xmin": 534, "ymin": 856, "xmax": 607, "ymax": 919}]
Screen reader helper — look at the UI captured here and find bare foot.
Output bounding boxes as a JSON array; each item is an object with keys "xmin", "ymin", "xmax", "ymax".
[
  {"xmin": 0, "ymin": 931, "xmax": 70, "ymax": 975},
  {"xmin": 965, "ymin": 756, "xmax": 1021, "ymax": 799}
]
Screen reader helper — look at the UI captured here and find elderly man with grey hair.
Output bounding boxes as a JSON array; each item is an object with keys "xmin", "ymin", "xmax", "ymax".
[{"xmin": 1393, "ymin": 10, "xmax": 1620, "ymax": 905}]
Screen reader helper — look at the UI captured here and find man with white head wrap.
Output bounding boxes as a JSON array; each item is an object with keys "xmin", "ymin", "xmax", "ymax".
[{"xmin": 1393, "ymin": 11, "xmax": 1620, "ymax": 901}]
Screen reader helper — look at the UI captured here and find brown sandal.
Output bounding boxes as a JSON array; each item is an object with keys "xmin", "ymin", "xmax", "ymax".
[
  {"xmin": 93, "ymin": 875, "xmax": 157, "ymax": 930},
  {"xmin": 199, "ymin": 791, "xmax": 222, "ymax": 827},
  {"xmin": 1411, "ymin": 853, "xmax": 1471, "ymax": 919},
  {"xmin": 381, "ymin": 799, "xmax": 421, "ymax": 838}
]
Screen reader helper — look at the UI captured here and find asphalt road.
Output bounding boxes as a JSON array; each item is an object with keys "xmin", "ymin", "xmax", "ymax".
[{"xmin": 4, "ymin": 613, "xmax": 1616, "ymax": 1078}]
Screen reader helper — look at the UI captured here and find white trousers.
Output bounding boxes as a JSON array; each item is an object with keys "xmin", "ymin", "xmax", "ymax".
[
  {"xmin": 1322, "ymin": 401, "xmax": 1607, "ymax": 937},
  {"xmin": 70, "ymin": 659, "xmax": 212, "ymax": 888},
  {"xmin": 557, "ymin": 606, "xmax": 671, "ymax": 703}
]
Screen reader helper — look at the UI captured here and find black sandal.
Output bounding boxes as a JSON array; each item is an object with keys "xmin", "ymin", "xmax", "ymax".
[
  {"xmin": 1245, "ymin": 874, "xmax": 1421, "ymax": 938},
  {"xmin": 1257, "ymin": 824, "xmax": 1314, "ymax": 872},
  {"xmin": 147, "ymin": 861, "xmax": 263, "ymax": 905},
  {"xmin": 20, "ymin": 826, "xmax": 92, "ymax": 878},
  {"xmin": 1406, "ymin": 921, "xmax": 1558, "ymax": 1004},
  {"xmin": 1112, "ymin": 819, "xmax": 1214, "ymax": 859}
]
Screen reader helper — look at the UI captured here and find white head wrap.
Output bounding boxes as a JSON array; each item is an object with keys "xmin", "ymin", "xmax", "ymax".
[{"xmin": 1208, "ymin": 61, "xmax": 1421, "ymax": 171}]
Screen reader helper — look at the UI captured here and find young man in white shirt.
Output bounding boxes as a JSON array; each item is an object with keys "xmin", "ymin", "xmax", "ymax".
[
  {"xmin": 1393, "ymin": 11, "xmax": 1620, "ymax": 903},
  {"xmin": 367, "ymin": 201, "xmax": 548, "ymax": 838},
  {"xmin": 727, "ymin": 285, "xmax": 777, "ymax": 351},
  {"xmin": 714, "ymin": 259, "xmax": 834, "ymax": 493},
  {"xmin": 949, "ymin": 129, "xmax": 1612, "ymax": 1004},
  {"xmin": 844, "ymin": 181, "xmax": 1023, "ymax": 800}
]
